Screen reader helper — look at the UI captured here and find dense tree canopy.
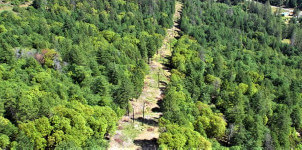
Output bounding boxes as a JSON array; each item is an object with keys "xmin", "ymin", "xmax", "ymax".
[
  {"xmin": 1, "ymin": 0, "xmax": 302, "ymax": 149},
  {"xmin": 0, "ymin": 0, "xmax": 175, "ymax": 148},
  {"xmin": 159, "ymin": 0, "xmax": 302, "ymax": 149}
]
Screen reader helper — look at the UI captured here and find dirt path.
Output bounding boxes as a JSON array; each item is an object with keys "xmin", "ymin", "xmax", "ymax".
[{"xmin": 108, "ymin": 2, "xmax": 183, "ymax": 150}]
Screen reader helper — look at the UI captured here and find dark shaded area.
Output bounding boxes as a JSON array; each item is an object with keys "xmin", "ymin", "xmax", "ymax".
[
  {"xmin": 157, "ymin": 99, "xmax": 164, "ymax": 108},
  {"xmin": 152, "ymin": 99, "xmax": 164, "ymax": 113},
  {"xmin": 104, "ymin": 133, "xmax": 110, "ymax": 140},
  {"xmin": 159, "ymin": 87, "xmax": 167, "ymax": 92},
  {"xmin": 134, "ymin": 138, "xmax": 159, "ymax": 150},
  {"xmin": 136, "ymin": 117, "xmax": 158, "ymax": 126},
  {"xmin": 174, "ymin": 17, "xmax": 183, "ymax": 40},
  {"xmin": 162, "ymin": 56, "xmax": 172, "ymax": 69},
  {"xmin": 159, "ymin": 81, "xmax": 168, "ymax": 86},
  {"xmin": 151, "ymin": 107, "xmax": 161, "ymax": 113}
]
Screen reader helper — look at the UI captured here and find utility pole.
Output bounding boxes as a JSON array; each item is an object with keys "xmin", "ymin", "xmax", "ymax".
[
  {"xmin": 169, "ymin": 40, "xmax": 172, "ymax": 65},
  {"xmin": 142, "ymin": 102, "xmax": 145, "ymax": 126},
  {"xmin": 132, "ymin": 106, "xmax": 135, "ymax": 124},
  {"xmin": 158, "ymin": 70, "xmax": 160, "ymax": 88},
  {"xmin": 127, "ymin": 104, "xmax": 129, "ymax": 116}
]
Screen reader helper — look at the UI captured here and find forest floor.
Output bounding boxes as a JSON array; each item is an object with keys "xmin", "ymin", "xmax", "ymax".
[{"xmin": 108, "ymin": 1, "xmax": 183, "ymax": 150}]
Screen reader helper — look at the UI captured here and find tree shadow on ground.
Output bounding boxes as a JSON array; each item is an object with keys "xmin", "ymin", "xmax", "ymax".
[
  {"xmin": 152, "ymin": 99, "xmax": 163, "ymax": 113},
  {"xmin": 136, "ymin": 117, "xmax": 158, "ymax": 126},
  {"xmin": 159, "ymin": 81, "xmax": 168, "ymax": 87},
  {"xmin": 151, "ymin": 107, "xmax": 161, "ymax": 113},
  {"xmin": 134, "ymin": 138, "xmax": 159, "ymax": 150},
  {"xmin": 162, "ymin": 58, "xmax": 172, "ymax": 69},
  {"xmin": 159, "ymin": 87, "xmax": 167, "ymax": 92}
]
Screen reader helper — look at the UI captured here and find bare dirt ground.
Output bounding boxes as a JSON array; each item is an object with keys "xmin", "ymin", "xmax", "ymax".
[
  {"xmin": 108, "ymin": 1, "xmax": 183, "ymax": 150},
  {"xmin": 19, "ymin": 1, "xmax": 32, "ymax": 8}
]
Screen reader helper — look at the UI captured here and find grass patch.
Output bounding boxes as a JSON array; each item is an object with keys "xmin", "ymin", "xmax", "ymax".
[
  {"xmin": 121, "ymin": 124, "xmax": 140, "ymax": 142},
  {"xmin": 282, "ymin": 39, "xmax": 291, "ymax": 44},
  {"xmin": 0, "ymin": 5, "xmax": 13, "ymax": 13},
  {"xmin": 271, "ymin": 6, "xmax": 284, "ymax": 13}
]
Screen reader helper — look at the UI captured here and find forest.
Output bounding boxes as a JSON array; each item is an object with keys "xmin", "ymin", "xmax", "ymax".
[
  {"xmin": 158, "ymin": 0, "xmax": 302, "ymax": 149},
  {"xmin": 0, "ymin": 0, "xmax": 302, "ymax": 149},
  {"xmin": 0, "ymin": 0, "xmax": 175, "ymax": 149}
]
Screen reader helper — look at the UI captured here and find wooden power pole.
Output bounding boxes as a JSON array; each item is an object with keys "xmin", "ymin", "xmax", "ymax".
[
  {"xmin": 142, "ymin": 102, "xmax": 145, "ymax": 126},
  {"xmin": 132, "ymin": 106, "xmax": 135, "ymax": 124},
  {"xmin": 158, "ymin": 71, "xmax": 160, "ymax": 88}
]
